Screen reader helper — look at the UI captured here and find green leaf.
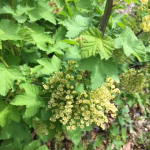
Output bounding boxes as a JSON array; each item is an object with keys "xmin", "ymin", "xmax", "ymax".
[
  {"xmin": 4, "ymin": 54, "xmax": 21, "ymax": 66},
  {"xmin": 27, "ymin": 0, "xmax": 56, "ymax": 24},
  {"xmin": 67, "ymin": 127, "xmax": 82, "ymax": 145},
  {"xmin": 53, "ymin": 27, "xmax": 66, "ymax": 42},
  {"xmin": 23, "ymin": 140, "xmax": 41, "ymax": 150},
  {"xmin": 81, "ymin": 28, "xmax": 114, "ymax": 59},
  {"xmin": 0, "ymin": 101, "xmax": 20, "ymax": 128},
  {"xmin": 0, "ymin": 121, "xmax": 31, "ymax": 142},
  {"xmin": 37, "ymin": 145, "xmax": 49, "ymax": 150},
  {"xmin": 17, "ymin": 27, "xmax": 35, "ymax": 43},
  {"xmin": 0, "ymin": 20, "xmax": 22, "ymax": 41},
  {"xmin": 37, "ymin": 55, "xmax": 61, "ymax": 75},
  {"xmin": 78, "ymin": 56, "xmax": 118, "ymax": 89},
  {"xmin": 62, "ymin": 15, "xmax": 92, "ymax": 38},
  {"xmin": 63, "ymin": 46, "xmax": 81, "ymax": 61},
  {"xmin": 0, "ymin": 63, "xmax": 25, "ymax": 96},
  {"xmin": 112, "ymin": 140, "xmax": 123, "ymax": 150},
  {"xmin": 47, "ymin": 41, "xmax": 70, "ymax": 55},
  {"xmin": 115, "ymin": 27, "xmax": 145, "ymax": 62},
  {"xmin": 30, "ymin": 24, "xmax": 53, "ymax": 51},
  {"xmin": 0, "ymin": 5, "xmax": 34, "ymax": 23},
  {"xmin": 75, "ymin": 83, "xmax": 84, "ymax": 93},
  {"xmin": 11, "ymin": 84, "xmax": 44, "ymax": 118}
]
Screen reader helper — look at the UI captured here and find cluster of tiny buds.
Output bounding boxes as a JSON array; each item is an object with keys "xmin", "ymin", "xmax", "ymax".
[
  {"xmin": 140, "ymin": 15, "xmax": 150, "ymax": 32},
  {"xmin": 48, "ymin": 0, "xmax": 62, "ymax": 14},
  {"xmin": 120, "ymin": 68, "xmax": 147, "ymax": 94},
  {"xmin": 32, "ymin": 119, "xmax": 49, "ymax": 136}
]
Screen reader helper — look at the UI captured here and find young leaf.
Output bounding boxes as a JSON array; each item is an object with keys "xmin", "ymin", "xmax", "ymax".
[
  {"xmin": 80, "ymin": 28, "xmax": 114, "ymax": 59},
  {"xmin": 37, "ymin": 55, "xmax": 61, "ymax": 75},
  {"xmin": 11, "ymin": 84, "xmax": 44, "ymax": 118},
  {"xmin": 0, "ymin": 63, "xmax": 25, "ymax": 96}
]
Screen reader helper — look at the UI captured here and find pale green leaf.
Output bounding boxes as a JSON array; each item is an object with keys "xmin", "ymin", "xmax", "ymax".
[
  {"xmin": 37, "ymin": 55, "xmax": 61, "ymax": 75},
  {"xmin": 0, "ymin": 63, "xmax": 25, "ymax": 96},
  {"xmin": 11, "ymin": 84, "xmax": 44, "ymax": 118},
  {"xmin": 81, "ymin": 28, "xmax": 114, "ymax": 59}
]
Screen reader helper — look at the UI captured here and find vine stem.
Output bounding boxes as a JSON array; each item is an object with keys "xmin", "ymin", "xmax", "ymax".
[
  {"xmin": 0, "ymin": 57, "xmax": 9, "ymax": 68},
  {"xmin": 99, "ymin": 0, "xmax": 113, "ymax": 35}
]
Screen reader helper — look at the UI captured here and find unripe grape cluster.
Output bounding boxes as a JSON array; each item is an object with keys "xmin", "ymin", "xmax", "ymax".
[
  {"xmin": 32, "ymin": 119, "xmax": 49, "ymax": 136},
  {"xmin": 43, "ymin": 61, "xmax": 120, "ymax": 131},
  {"xmin": 120, "ymin": 68, "xmax": 147, "ymax": 94}
]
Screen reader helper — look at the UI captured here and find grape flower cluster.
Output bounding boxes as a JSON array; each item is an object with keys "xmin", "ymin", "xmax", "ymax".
[{"xmin": 43, "ymin": 61, "xmax": 120, "ymax": 131}]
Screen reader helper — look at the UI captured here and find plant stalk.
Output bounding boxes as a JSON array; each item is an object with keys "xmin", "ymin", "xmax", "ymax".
[
  {"xmin": 99, "ymin": 0, "xmax": 113, "ymax": 35},
  {"xmin": 0, "ymin": 57, "xmax": 9, "ymax": 68}
]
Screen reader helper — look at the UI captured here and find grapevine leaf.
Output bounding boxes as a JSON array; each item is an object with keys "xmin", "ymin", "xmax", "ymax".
[
  {"xmin": 81, "ymin": 28, "xmax": 114, "ymax": 59},
  {"xmin": 11, "ymin": 84, "xmax": 44, "ymax": 118},
  {"xmin": 61, "ymin": 15, "xmax": 92, "ymax": 38},
  {"xmin": 0, "ymin": 63, "xmax": 25, "ymax": 96},
  {"xmin": 23, "ymin": 140, "xmax": 41, "ymax": 150},
  {"xmin": 0, "ymin": 101, "xmax": 20, "ymax": 128},
  {"xmin": 115, "ymin": 26, "xmax": 145, "ymax": 62},
  {"xmin": 37, "ymin": 55, "xmax": 61, "ymax": 75},
  {"xmin": 78, "ymin": 56, "xmax": 118, "ymax": 89},
  {"xmin": 27, "ymin": 0, "xmax": 56, "ymax": 24}
]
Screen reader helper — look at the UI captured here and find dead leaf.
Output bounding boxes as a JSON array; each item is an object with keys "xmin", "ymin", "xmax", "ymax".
[{"xmin": 120, "ymin": 142, "xmax": 133, "ymax": 150}]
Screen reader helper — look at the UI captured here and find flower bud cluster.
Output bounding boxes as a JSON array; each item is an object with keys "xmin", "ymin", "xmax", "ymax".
[
  {"xmin": 140, "ymin": 15, "xmax": 150, "ymax": 32},
  {"xmin": 32, "ymin": 119, "xmax": 49, "ymax": 136},
  {"xmin": 48, "ymin": 0, "xmax": 62, "ymax": 14},
  {"xmin": 44, "ymin": 61, "xmax": 119, "ymax": 131},
  {"xmin": 120, "ymin": 69, "xmax": 147, "ymax": 94},
  {"xmin": 140, "ymin": 0, "xmax": 148, "ymax": 5},
  {"xmin": 113, "ymin": 49, "xmax": 131, "ymax": 64}
]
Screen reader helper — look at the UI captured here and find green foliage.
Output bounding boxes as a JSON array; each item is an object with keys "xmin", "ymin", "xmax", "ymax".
[
  {"xmin": 0, "ymin": 0, "xmax": 150, "ymax": 149},
  {"xmin": 11, "ymin": 84, "xmax": 44, "ymax": 117}
]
